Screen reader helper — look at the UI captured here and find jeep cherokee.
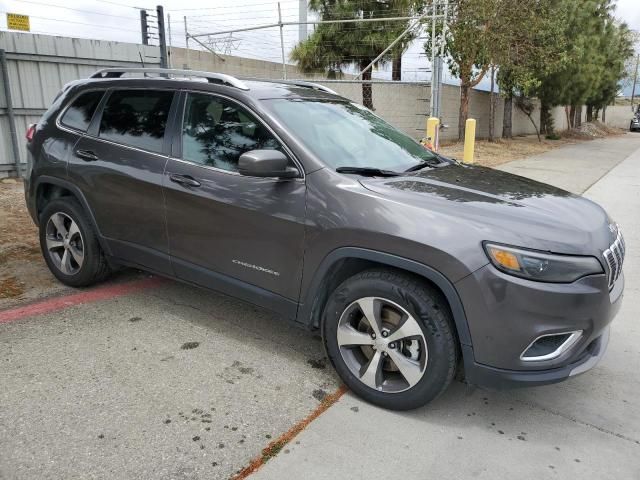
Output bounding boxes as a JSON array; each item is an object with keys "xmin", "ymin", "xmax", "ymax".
[{"xmin": 24, "ymin": 68, "xmax": 625, "ymax": 410}]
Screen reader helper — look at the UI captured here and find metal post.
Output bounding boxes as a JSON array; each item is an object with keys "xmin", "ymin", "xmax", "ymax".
[
  {"xmin": 278, "ymin": 2, "xmax": 287, "ymax": 79},
  {"xmin": 429, "ymin": 0, "xmax": 437, "ymax": 118},
  {"xmin": 426, "ymin": 117, "xmax": 440, "ymax": 151},
  {"xmin": 140, "ymin": 9, "xmax": 149, "ymax": 45},
  {"xmin": 0, "ymin": 49, "xmax": 22, "ymax": 178},
  {"xmin": 298, "ymin": 0, "xmax": 308, "ymax": 42},
  {"xmin": 157, "ymin": 5, "xmax": 168, "ymax": 69},
  {"xmin": 433, "ymin": 57, "xmax": 442, "ymax": 117},
  {"xmin": 184, "ymin": 16, "xmax": 190, "ymax": 69},
  {"xmin": 167, "ymin": 13, "xmax": 173, "ymax": 68},
  {"xmin": 631, "ymin": 54, "xmax": 639, "ymax": 113},
  {"xmin": 463, "ymin": 118, "xmax": 476, "ymax": 164},
  {"xmin": 436, "ymin": 0, "xmax": 448, "ymax": 119}
]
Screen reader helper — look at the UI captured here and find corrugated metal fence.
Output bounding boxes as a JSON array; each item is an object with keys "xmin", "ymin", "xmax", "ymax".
[{"xmin": 0, "ymin": 32, "xmax": 160, "ymax": 177}]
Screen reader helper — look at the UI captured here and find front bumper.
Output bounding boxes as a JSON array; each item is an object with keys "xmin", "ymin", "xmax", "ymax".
[
  {"xmin": 462, "ymin": 327, "xmax": 610, "ymax": 388},
  {"xmin": 455, "ymin": 263, "xmax": 623, "ymax": 388}
]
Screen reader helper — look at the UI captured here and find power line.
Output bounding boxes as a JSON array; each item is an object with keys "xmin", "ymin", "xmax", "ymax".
[
  {"xmin": 7, "ymin": 0, "xmax": 140, "ymax": 21},
  {"xmin": 0, "ymin": 10, "xmax": 142, "ymax": 33},
  {"xmin": 169, "ymin": 0, "xmax": 298, "ymax": 12},
  {"xmin": 93, "ymin": 0, "xmax": 150, "ymax": 9}
]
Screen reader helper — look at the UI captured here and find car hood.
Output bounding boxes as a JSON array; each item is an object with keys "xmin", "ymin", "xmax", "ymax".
[{"xmin": 359, "ymin": 163, "xmax": 614, "ymax": 255}]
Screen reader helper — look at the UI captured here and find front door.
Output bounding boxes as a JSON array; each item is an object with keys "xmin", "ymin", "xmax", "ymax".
[{"xmin": 163, "ymin": 91, "xmax": 306, "ymax": 317}]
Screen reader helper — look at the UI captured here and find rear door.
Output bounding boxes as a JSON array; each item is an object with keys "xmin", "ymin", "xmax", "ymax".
[
  {"xmin": 67, "ymin": 88, "xmax": 177, "ymax": 274},
  {"xmin": 163, "ymin": 91, "xmax": 307, "ymax": 317},
  {"xmin": 43, "ymin": 88, "xmax": 105, "ymax": 176}
]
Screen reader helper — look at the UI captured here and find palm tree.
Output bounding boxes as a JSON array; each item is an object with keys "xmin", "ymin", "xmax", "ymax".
[{"xmin": 290, "ymin": 0, "xmax": 421, "ymax": 109}]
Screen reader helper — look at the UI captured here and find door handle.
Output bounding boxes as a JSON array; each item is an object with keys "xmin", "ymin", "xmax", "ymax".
[
  {"xmin": 75, "ymin": 149, "xmax": 99, "ymax": 161},
  {"xmin": 169, "ymin": 173, "xmax": 201, "ymax": 188}
]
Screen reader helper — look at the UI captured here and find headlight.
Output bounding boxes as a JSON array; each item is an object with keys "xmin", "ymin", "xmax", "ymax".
[{"xmin": 484, "ymin": 243, "xmax": 603, "ymax": 283}]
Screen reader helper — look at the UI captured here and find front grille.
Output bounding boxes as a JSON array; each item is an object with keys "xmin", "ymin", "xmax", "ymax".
[{"xmin": 603, "ymin": 227, "xmax": 625, "ymax": 289}]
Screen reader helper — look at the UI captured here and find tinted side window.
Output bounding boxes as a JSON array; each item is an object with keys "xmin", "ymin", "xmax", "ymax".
[
  {"xmin": 99, "ymin": 90, "xmax": 173, "ymax": 154},
  {"xmin": 60, "ymin": 90, "xmax": 104, "ymax": 132},
  {"xmin": 181, "ymin": 93, "xmax": 283, "ymax": 172}
]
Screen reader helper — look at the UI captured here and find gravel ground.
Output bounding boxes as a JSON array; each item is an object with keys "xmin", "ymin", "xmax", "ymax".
[{"xmin": 0, "ymin": 178, "xmax": 65, "ymax": 308}]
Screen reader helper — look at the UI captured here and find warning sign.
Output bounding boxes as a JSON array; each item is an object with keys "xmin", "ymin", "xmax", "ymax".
[{"xmin": 7, "ymin": 13, "xmax": 30, "ymax": 32}]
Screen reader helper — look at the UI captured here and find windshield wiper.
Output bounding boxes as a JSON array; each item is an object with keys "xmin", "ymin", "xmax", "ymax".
[
  {"xmin": 404, "ymin": 156, "xmax": 445, "ymax": 172},
  {"xmin": 335, "ymin": 166, "xmax": 401, "ymax": 177}
]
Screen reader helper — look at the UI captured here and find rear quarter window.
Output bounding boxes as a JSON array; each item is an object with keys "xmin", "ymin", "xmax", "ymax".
[
  {"xmin": 60, "ymin": 90, "xmax": 104, "ymax": 132},
  {"xmin": 98, "ymin": 89, "xmax": 173, "ymax": 154}
]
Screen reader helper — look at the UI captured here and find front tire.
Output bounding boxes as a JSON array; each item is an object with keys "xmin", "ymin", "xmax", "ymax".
[
  {"xmin": 39, "ymin": 198, "xmax": 111, "ymax": 287},
  {"xmin": 323, "ymin": 269, "xmax": 458, "ymax": 410}
]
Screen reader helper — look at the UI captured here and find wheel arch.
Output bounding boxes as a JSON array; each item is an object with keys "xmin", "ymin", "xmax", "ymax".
[
  {"xmin": 297, "ymin": 247, "xmax": 473, "ymax": 348},
  {"xmin": 34, "ymin": 176, "xmax": 112, "ymax": 256}
]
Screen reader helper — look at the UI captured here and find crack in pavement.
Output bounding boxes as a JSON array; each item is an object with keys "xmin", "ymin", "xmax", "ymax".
[{"xmin": 512, "ymin": 396, "xmax": 640, "ymax": 446}]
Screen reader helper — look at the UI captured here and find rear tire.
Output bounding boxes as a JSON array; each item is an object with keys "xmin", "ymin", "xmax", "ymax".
[
  {"xmin": 39, "ymin": 197, "xmax": 111, "ymax": 287},
  {"xmin": 323, "ymin": 269, "xmax": 458, "ymax": 410}
]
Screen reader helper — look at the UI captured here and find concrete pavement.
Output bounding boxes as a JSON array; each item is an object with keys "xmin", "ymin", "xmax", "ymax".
[
  {"xmin": 497, "ymin": 134, "xmax": 640, "ymax": 194},
  {"xmin": 253, "ymin": 135, "xmax": 640, "ymax": 480}
]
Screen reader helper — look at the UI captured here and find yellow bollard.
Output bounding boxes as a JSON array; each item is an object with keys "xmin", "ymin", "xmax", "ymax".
[
  {"xmin": 463, "ymin": 118, "xmax": 476, "ymax": 164},
  {"xmin": 425, "ymin": 117, "xmax": 440, "ymax": 151}
]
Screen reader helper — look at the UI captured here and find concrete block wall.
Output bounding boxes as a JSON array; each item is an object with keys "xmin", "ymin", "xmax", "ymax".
[{"xmin": 602, "ymin": 106, "xmax": 634, "ymax": 129}]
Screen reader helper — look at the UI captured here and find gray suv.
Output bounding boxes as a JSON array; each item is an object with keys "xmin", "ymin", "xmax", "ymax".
[{"xmin": 25, "ymin": 68, "xmax": 625, "ymax": 410}]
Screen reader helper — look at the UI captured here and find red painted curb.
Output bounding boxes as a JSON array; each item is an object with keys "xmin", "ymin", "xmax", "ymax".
[{"xmin": 0, "ymin": 276, "xmax": 165, "ymax": 324}]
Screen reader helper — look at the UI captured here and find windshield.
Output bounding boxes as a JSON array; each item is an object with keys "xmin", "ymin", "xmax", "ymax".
[{"xmin": 263, "ymin": 99, "xmax": 438, "ymax": 172}]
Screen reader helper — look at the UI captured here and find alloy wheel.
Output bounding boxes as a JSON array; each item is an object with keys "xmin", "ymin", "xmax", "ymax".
[
  {"xmin": 336, "ymin": 297, "xmax": 428, "ymax": 393},
  {"xmin": 45, "ymin": 212, "xmax": 84, "ymax": 276}
]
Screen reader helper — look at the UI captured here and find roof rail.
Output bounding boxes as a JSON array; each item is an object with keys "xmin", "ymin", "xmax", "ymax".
[
  {"xmin": 240, "ymin": 77, "xmax": 339, "ymax": 95},
  {"xmin": 290, "ymin": 81, "xmax": 339, "ymax": 95},
  {"xmin": 90, "ymin": 68, "xmax": 250, "ymax": 90}
]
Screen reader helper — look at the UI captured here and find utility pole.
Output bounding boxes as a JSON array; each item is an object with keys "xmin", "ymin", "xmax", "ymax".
[
  {"xmin": 278, "ymin": 2, "xmax": 286, "ymax": 79},
  {"xmin": 298, "ymin": 0, "xmax": 308, "ymax": 42},
  {"xmin": 435, "ymin": 0, "xmax": 448, "ymax": 119},
  {"xmin": 157, "ymin": 5, "xmax": 168, "ymax": 69},
  {"xmin": 429, "ymin": 0, "xmax": 438, "ymax": 117},
  {"xmin": 631, "ymin": 54, "xmax": 639, "ymax": 113},
  {"xmin": 167, "ymin": 13, "xmax": 173, "ymax": 68},
  {"xmin": 140, "ymin": 9, "xmax": 149, "ymax": 45},
  {"xmin": 184, "ymin": 16, "xmax": 190, "ymax": 69}
]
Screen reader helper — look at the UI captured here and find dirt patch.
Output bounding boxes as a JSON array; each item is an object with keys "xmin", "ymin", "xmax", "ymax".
[
  {"xmin": 0, "ymin": 179, "xmax": 40, "ymax": 262},
  {"xmin": 0, "ymin": 276, "xmax": 25, "ymax": 299},
  {"xmin": 438, "ymin": 135, "xmax": 578, "ymax": 168},
  {"xmin": 0, "ymin": 180, "xmax": 69, "ymax": 309},
  {"xmin": 568, "ymin": 121, "xmax": 625, "ymax": 139},
  {"xmin": 438, "ymin": 125, "xmax": 624, "ymax": 168}
]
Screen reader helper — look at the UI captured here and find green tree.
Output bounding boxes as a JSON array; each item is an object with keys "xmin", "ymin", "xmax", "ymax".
[
  {"xmin": 425, "ymin": 0, "xmax": 500, "ymax": 140},
  {"xmin": 495, "ymin": 0, "xmax": 568, "ymax": 139},
  {"xmin": 535, "ymin": 0, "xmax": 632, "ymax": 133},
  {"xmin": 290, "ymin": 0, "xmax": 421, "ymax": 109},
  {"xmin": 585, "ymin": 21, "xmax": 634, "ymax": 121}
]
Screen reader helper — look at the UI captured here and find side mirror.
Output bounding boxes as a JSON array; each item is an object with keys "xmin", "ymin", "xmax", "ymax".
[{"xmin": 238, "ymin": 150, "xmax": 299, "ymax": 178}]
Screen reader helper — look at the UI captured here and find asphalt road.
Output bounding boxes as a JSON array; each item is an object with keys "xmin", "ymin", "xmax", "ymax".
[{"xmin": 1, "ymin": 135, "xmax": 640, "ymax": 480}]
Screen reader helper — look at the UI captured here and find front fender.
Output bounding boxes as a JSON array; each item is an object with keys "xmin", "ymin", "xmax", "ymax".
[{"xmin": 297, "ymin": 247, "xmax": 473, "ymax": 347}]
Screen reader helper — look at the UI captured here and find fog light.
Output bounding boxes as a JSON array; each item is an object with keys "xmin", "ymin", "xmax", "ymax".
[{"xmin": 520, "ymin": 331, "xmax": 582, "ymax": 361}]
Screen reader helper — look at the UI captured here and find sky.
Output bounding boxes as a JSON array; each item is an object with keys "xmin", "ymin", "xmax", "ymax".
[{"xmin": 0, "ymin": 0, "xmax": 639, "ymax": 90}]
